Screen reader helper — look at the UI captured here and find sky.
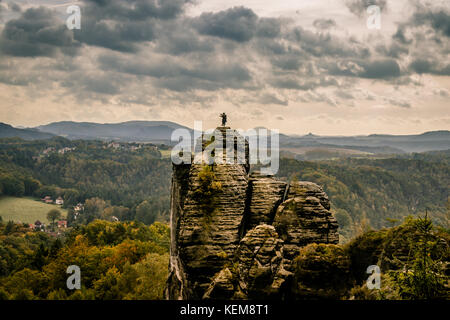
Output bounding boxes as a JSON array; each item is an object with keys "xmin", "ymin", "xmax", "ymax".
[{"xmin": 0, "ymin": 0, "xmax": 449, "ymax": 135}]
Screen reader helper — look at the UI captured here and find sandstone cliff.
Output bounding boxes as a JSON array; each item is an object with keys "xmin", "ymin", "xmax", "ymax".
[{"xmin": 166, "ymin": 127, "xmax": 339, "ymax": 300}]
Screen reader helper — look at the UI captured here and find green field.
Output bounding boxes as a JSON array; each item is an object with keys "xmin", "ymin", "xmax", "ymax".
[
  {"xmin": 159, "ymin": 149, "xmax": 172, "ymax": 158},
  {"xmin": 0, "ymin": 196, "xmax": 67, "ymax": 224}
]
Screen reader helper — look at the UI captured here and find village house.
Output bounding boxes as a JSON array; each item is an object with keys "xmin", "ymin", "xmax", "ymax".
[
  {"xmin": 42, "ymin": 147, "xmax": 55, "ymax": 155},
  {"xmin": 41, "ymin": 196, "xmax": 53, "ymax": 204},
  {"xmin": 55, "ymin": 197, "xmax": 64, "ymax": 205},
  {"xmin": 57, "ymin": 220, "xmax": 67, "ymax": 229},
  {"xmin": 108, "ymin": 142, "xmax": 121, "ymax": 149},
  {"xmin": 58, "ymin": 147, "xmax": 76, "ymax": 154},
  {"xmin": 33, "ymin": 220, "xmax": 45, "ymax": 231}
]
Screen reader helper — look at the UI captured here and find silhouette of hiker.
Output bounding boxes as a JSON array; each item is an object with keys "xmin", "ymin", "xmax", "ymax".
[{"xmin": 220, "ymin": 113, "xmax": 227, "ymax": 126}]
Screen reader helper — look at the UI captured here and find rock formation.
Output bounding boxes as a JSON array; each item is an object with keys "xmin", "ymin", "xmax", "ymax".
[{"xmin": 166, "ymin": 127, "xmax": 338, "ymax": 300}]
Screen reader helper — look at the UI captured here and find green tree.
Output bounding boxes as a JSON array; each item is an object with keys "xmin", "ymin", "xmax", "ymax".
[
  {"xmin": 3, "ymin": 221, "xmax": 15, "ymax": 235},
  {"xmin": 47, "ymin": 209, "xmax": 62, "ymax": 228},
  {"xmin": 84, "ymin": 197, "xmax": 107, "ymax": 223},
  {"xmin": 135, "ymin": 200, "xmax": 156, "ymax": 225},
  {"xmin": 0, "ymin": 175, "xmax": 25, "ymax": 197},
  {"xmin": 392, "ymin": 213, "xmax": 447, "ymax": 299}
]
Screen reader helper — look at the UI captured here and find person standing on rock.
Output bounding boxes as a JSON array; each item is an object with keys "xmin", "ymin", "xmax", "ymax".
[{"xmin": 220, "ymin": 113, "xmax": 227, "ymax": 126}]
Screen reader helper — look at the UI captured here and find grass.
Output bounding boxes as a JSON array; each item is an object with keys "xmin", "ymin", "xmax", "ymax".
[
  {"xmin": 159, "ymin": 149, "xmax": 172, "ymax": 159},
  {"xmin": 0, "ymin": 196, "xmax": 67, "ymax": 224}
]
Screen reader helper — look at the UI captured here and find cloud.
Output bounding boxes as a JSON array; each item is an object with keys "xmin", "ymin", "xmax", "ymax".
[
  {"xmin": 192, "ymin": 6, "xmax": 281, "ymax": 43},
  {"xmin": 8, "ymin": 2, "xmax": 21, "ymax": 13},
  {"xmin": 409, "ymin": 58, "xmax": 450, "ymax": 76},
  {"xmin": 345, "ymin": 0, "xmax": 387, "ymax": 17},
  {"xmin": 98, "ymin": 53, "xmax": 253, "ymax": 92},
  {"xmin": 391, "ymin": 5, "xmax": 450, "ymax": 76},
  {"xmin": 384, "ymin": 97, "xmax": 411, "ymax": 108},
  {"xmin": 330, "ymin": 59, "xmax": 401, "ymax": 79},
  {"xmin": 71, "ymin": 0, "xmax": 191, "ymax": 52},
  {"xmin": 313, "ymin": 18, "xmax": 336, "ymax": 30},
  {"xmin": 154, "ymin": 20, "xmax": 215, "ymax": 55},
  {"xmin": 0, "ymin": 0, "xmax": 448, "ymax": 126},
  {"xmin": 83, "ymin": 0, "xmax": 189, "ymax": 21},
  {"xmin": 411, "ymin": 8, "xmax": 450, "ymax": 37},
  {"xmin": 0, "ymin": 7, "xmax": 80, "ymax": 57},
  {"xmin": 193, "ymin": 6, "xmax": 258, "ymax": 42},
  {"xmin": 259, "ymin": 93, "xmax": 288, "ymax": 106}
]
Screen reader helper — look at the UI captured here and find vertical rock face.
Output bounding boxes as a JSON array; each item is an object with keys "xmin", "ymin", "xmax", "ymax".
[
  {"xmin": 273, "ymin": 181, "xmax": 339, "ymax": 271},
  {"xmin": 245, "ymin": 173, "xmax": 287, "ymax": 231},
  {"xmin": 166, "ymin": 127, "xmax": 339, "ymax": 300},
  {"xmin": 177, "ymin": 163, "xmax": 248, "ymax": 299}
]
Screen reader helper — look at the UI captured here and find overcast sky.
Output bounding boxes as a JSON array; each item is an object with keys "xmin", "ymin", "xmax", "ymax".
[{"xmin": 0, "ymin": 0, "xmax": 448, "ymax": 135}]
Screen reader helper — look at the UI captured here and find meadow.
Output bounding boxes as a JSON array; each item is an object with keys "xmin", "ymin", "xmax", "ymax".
[{"xmin": 0, "ymin": 196, "xmax": 67, "ymax": 224}]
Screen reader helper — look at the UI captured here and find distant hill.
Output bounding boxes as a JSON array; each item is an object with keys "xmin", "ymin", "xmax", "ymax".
[
  {"xmin": 1, "ymin": 119, "xmax": 447, "ymax": 153},
  {"xmin": 35, "ymin": 121, "xmax": 192, "ymax": 143},
  {"xmin": 280, "ymin": 130, "xmax": 450, "ymax": 154},
  {"xmin": 0, "ymin": 123, "xmax": 55, "ymax": 140}
]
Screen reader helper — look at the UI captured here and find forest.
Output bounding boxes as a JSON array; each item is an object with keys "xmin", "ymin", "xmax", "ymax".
[
  {"xmin": 0, "ymin": 137, "xmax": 171, "ymax": 225},
  {"xmin": 0, "ymin": 220, "xmax": 169, "ymax": 299},
  {"xmin": 0, "ymin": 215, "xmax": 447, "ymax": 300},
  {"xmin": 277, "ymin": 152, "xmax": 450, "ymax": 242},
  {"xmin": 0, "ymin": 138, "xmax": 448, "ymax": 241},
  {"xmin": 0, "ymin": 137, "xmax": 448, "ymax": 300}
]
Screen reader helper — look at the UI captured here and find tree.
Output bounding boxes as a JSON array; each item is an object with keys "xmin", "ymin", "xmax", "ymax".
[
  {"xmin": 135, "ymin": 200, "xmax": 156, "ymax": 225},
  {"xmin": 47, "ymin": 209, "xmax": 62, "ymax": 228},
  {"xmin": 23, "ymin": 177, "xmax": 41, "ymax": 196},
  {"xmin": 392, "ymin": 213, "xmax": 447, "ymax": 299},
  {"xmin": 3, "ymin": 221, "xmax": 15, "ymax": 235},
  {"xmin": 0, "ymin": 175, "xmax": 25, "ymax": 197}
]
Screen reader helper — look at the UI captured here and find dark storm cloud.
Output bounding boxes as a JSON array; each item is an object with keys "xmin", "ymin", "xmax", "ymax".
[
  {"xmin": 83, "ymin": 0, "xmax": 189, "ymax": 21},
  {"xmin": 375, "ymin": 42, "xmax": 409, "ymax": 58},
  {"xmin": 192, "ymin": 6, "xmax": 281, "ymax": 42},
  {"xmin": 0, "ymin": 7, "xmax": 80, "ymax": 57},
  {"xmin": 270, "ymin": 56, "xmax": 301, "ymax": 70},
  {"xmin": 409, "ymin": 58, "xmax": 450, "ymax": 76},
  {"xmin": 97, "ymin": 53, "xmax": 252, "ymax": 92},
  {"xmin": 359, "ymin": 59, "xmax": 401, "ymax": 79},
  {"xmin": 8, "ymin": 2, "xmax": 21, "ymax": 12},
  {"xmin": 75, "ymin": 19, "xmax": 156, "ymax": 53},
  {"xmin": 256, "ymin": 17, "xmax": 281, "ymax": 38},
  {"xmin": 313, "ymin": 19, "xmax": 336, "ymax": 30},
  {"xmin": 73, "ymin": 0, "xmax": 191, "ymax": 52},
  {"xmin": 193, "ymin": 6, "xmax": 258, "ymax": 42},
  {"xmin": 391, "ymin": 6, "xmax": 450, "ymax": 76},
  {"xmin": 345, "ymin": 0, "xmax": 387, "ymax": 17},
  {"xmin": 411, "ymin": 9, "xmax": 450, "ymax": 37},
  {"xmin": 287, "ymin": 26, "xmax": 371, "ymax": 58},
  {"xmin": 154, "ymin": 20, "xmax": 215, "ymax": 55},
  {"xmin": 0, "ymin": 0, "xmax": 448, "ymax": 109},
  {"xmin": 330, "ymin": 59, "xmax": 401, "ymax": 79}
]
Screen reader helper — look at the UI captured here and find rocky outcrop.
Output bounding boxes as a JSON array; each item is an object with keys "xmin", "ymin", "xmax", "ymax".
[
  {"xmin": 273, "ymin": 181, "xmax": 339, "ymax": 271},
  {"xmin": 166, "ymin": 127, "xmax": 339, "ymax": 300}
]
